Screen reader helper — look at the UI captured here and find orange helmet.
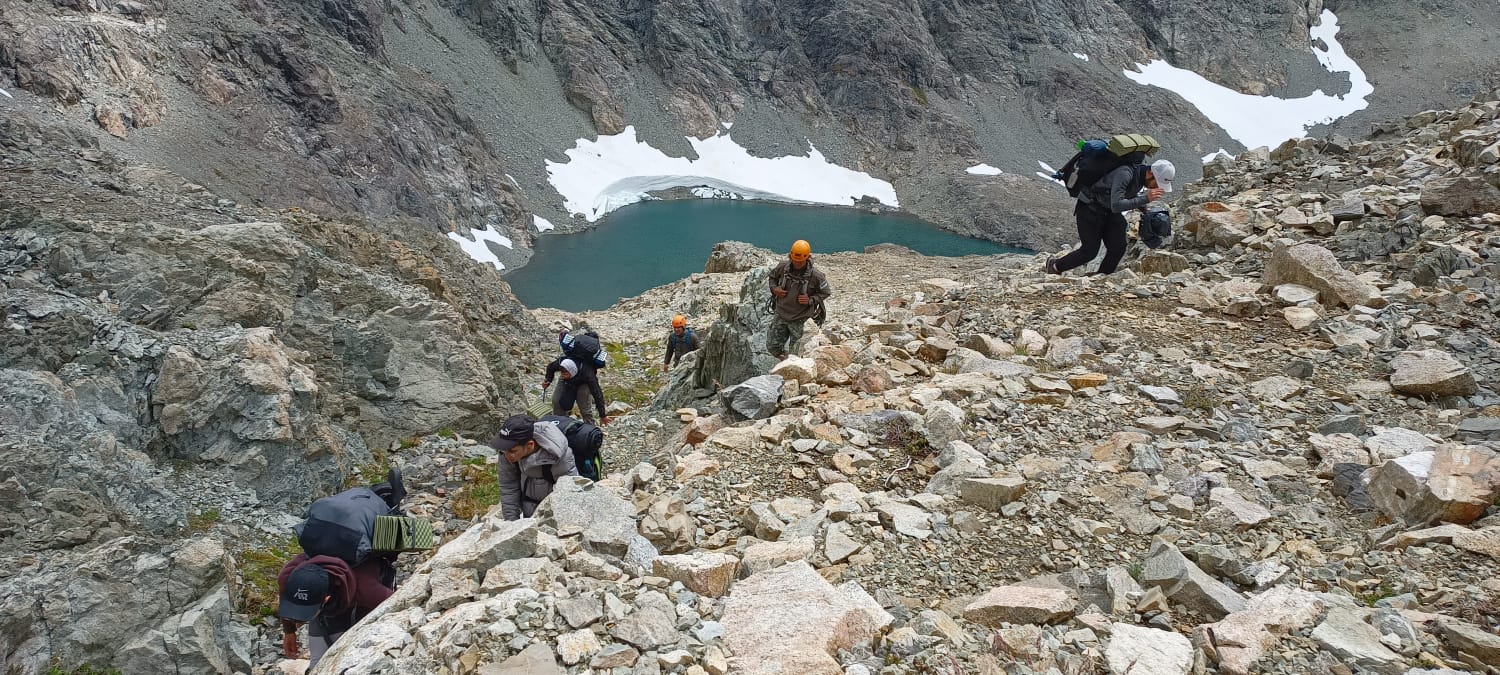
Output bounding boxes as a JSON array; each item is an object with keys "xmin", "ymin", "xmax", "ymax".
[
  {"xmin": 790, "ymin": 239, "xmax": 811, "ymax": 262},
  {"xmin": 671, "ymin": 315, "xmax": 686, "ymax": 328}
]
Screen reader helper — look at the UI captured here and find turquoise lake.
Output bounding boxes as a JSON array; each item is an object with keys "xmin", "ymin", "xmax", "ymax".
[{"xmin": 505, "ymin": 199, "xmax": 1024, "ymax": 311}]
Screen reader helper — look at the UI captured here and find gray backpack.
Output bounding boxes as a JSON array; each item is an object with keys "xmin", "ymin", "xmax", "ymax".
[{"xmin": 296, "ymin": 487, "xmax": 394, "ymax": 565}]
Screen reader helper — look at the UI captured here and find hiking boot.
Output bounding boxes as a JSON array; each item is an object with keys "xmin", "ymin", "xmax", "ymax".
[
  {"xmin": 373, "ymin": 467, "xmax": 406, "ymax": 509},
  {"xmin": 1044, "ymin": 257, "xmax": 1062, "ymax": 275}
]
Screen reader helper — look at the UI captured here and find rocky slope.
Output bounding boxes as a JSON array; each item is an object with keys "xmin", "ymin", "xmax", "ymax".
[
  {"xmin": 0, "ymin": 111, "xmax": 549, "ymax": 674},
  {"xmin": 3, "ymin": 0, "xmax": 1498, "ymax": 255},
  {"xmin": 311, "ymin": 93, "xmax": 1500, "ymax": 675}
]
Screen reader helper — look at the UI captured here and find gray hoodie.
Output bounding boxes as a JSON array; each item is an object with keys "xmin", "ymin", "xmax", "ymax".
[
  {"xmin": 497, "ymin": 421, "xmax": 578, "ymax": 520},
  {"xmin": 1080, "ymin": 164, "xmax": 1149, "ymax": 214}
]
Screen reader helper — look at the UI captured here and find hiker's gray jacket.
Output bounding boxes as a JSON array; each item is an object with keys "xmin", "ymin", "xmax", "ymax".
[
  {"xmin": 768, "ymin": 259, "xmax": 831, "ymax": 322},
  {"xmin": 497, "ymin": 422, "xmax": 577, "ymax": 520},
  {"xmin": 1080, "ymin": 165, "xmax": 1148, "ymax": 214}
]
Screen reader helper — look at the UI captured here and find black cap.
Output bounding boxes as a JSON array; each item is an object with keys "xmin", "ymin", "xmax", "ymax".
[
  {"xmin": 490, "ymin": 414, "xmax": 535, "ymax": 453},
  {"xmin": 278, "ymin": 563, "xmax": 331, "ymax": 622}
]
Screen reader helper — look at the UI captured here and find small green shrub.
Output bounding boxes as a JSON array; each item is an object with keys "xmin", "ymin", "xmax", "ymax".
[
  {"xmin": 452, "ymin": 463, "xmax": 500, "ymax": 520},
  {"xmin": 184, "ymin": 508, "xmax": 221, "ymax": 535},
  {"xmin": 1182, "ymin": 385, "xmax": 1221, "ymax": 411},
  {"xmin": 47, "ymin": 664, "xmax": 122, "ymax": 675},
  {"xmin": 345, "ymin": 450, "xmax": 393, "ymax": 487},
  {"xmin": 233, "ymin": 535, "xmax": 303, "ymax": 619}
]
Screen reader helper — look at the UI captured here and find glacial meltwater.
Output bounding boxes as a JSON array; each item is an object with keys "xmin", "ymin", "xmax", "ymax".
[{"xmin": 506, "ymin": 200, "xmax": 1024, "ymax": 311}]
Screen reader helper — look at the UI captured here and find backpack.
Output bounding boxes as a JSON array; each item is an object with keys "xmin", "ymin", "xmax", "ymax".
[
  {"xmin": 668, "ymin": 328, "xmax": 697, "ymax": 352},
  {"xmin": 296, "ymin": 487, "xmax": 395, "ymax": 566},
  {"xmin": 1139, "ymin": 207, "xmax": 1172, "ymax": 249},
  {"xmin": 1055, "ymin": 134, "xmax": 1161, "ymax": 197},
  {"xmin": 540, "ymin": 414, "xmax": 605, "ymax": 481},
  {"xmin": 561, "ymin": 330, "xmax": 607, "ymax": 369}
]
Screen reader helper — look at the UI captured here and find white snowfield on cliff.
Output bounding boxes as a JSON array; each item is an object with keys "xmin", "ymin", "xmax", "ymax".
[
  {"xmin": 1124, "ymin": 9, "xmax": 1371, "ymax": 152},
  {"xmin": 546, "ymin": 126, "xmax": 900, "ymax": 222},
  {"xmin": 446, "ymin": 223, "xmax": 512, "ymax": 271}
]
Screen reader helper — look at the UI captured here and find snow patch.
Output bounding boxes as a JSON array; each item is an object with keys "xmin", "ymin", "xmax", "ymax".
[
  {"xmin": 965, "ymin": 164, "xmax": 1003, "ymax": 176},
  {"xmin": 1203, "ymin": 148, "xmax": 1234, "ymax": 163},
  {"xmin": 546, "ymin": 126, "xmax": 899, "ymax": 221},
  {"xmin": 447, "ymin": 224, "xmax": 512, "ymax": 271},
  {"xmin": 532, "ymin": 215, "xmax": 554, "ymax": 232},
  {"xmin": 1072, "ymin": 53, "xmax": 1090, "ymax": 62},
  {"xmin": 1035, "ymin": 160, "xmax": 1063, "ymax": 184},
  {"xmin": 722, "ymin": 122, "xmax": 734, "ymax": 129},
  {"xmin": 1123, "ymin": 10, "xmax": 1370, "ymax": 151}
]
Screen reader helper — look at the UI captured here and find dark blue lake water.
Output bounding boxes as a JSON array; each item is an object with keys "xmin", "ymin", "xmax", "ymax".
[{"xmin": 506, "ymin": 199, "xmax": 1023, "ymax": 311}]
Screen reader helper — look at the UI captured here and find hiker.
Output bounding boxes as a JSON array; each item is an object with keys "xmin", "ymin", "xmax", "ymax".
[
  {"xmin": 766, "ymin": 239, "xmax": 831, "ymax": 359},
  {"xmin": 277, "ymin": 553, "xmax": 394, "ymax": 666},
  {"xmin": 1048, "ymin": 137, "xmax": 1176, "ymax": 276},
  {"xmin": 492, "ymin": 414, "xmax": 579, "ymax": 519},
  {"xmin": 543, "ymin": 356, "xmax": 610, "ymax": 425},
  {"xmin": 278, "ymin": 471, "xmax": 405, "ymax": 667},
  {"xmin": 662, "ymin": 315, "xmax": 699, "ymax": 372}
]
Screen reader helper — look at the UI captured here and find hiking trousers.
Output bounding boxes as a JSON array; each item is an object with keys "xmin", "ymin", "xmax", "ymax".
[
  {"xmin": 766, "ymin": 318, "xmax": 806, "ymax": 358},
  {"xmin": 552, "ymin": 381, "xmax": 597, "ymax": 424},
  {"xmin": 1056, "ymin": 202, "xmax": 1128, "ymax": 274},
  {"xmin": 309, "ymin": 632, "xmax": 342, "ymax": 669}
]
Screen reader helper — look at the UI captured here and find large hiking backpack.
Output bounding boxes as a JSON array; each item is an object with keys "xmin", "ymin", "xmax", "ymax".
[
  {"xmin": 1056, "ymin": 133, "xmax": 1161, "ymax": 197},
  {"xmin": 296, "ymin": 487, "xmax": 395, "ymax": 566},
  {"xmin": 540, "ymin": 414, "xmax": 605, "ymax": 481},
  {"xmin": 561, "ymin": 330, "xmax": 607, "ymax": 369}
]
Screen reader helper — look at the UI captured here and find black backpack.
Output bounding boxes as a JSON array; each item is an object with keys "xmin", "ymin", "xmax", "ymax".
[
  {"xmin": 540, "ymin": 414, "xmax": 605, "ymax": 481},
  {"xmin": 1055, "ymin": 134, "xmax": 1161, "ymax": 197},
  {"xmin": 296, "ymin": 487, "xmax": 396, "ymax": 565},
  {"xmin": 1139, "ymin": 207, "xmax": 1172, "ymax": 249},
  {"xmin": 561, "ymin": 331, "xmax": 607, "ymax": 369}
]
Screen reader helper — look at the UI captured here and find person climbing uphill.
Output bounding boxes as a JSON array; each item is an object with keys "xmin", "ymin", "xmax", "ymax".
[
  {"xmin": 1048, "ymin": 134, "xmax": 1176, "ymax": 276},
  {"xmin": 767, "ymin": 239, "xmax": 831, "ymax": 359},
  {"xmin": 491, "ymin": 414, "xmax": 578, "ymax": 520},
  {"xmin": 543, "ymin": 356, "xmax": 610, "ymax": 426},
  {"xmin": 278, "ymin": 554, "xmax": 394, "ymax": 666},
  {"xmin": 662, "ymin": 314, "xmax": 699, "ymax": 372},
  {"xmin": 277, "ymin": 470, "xmax": 406, "ymax": 667}
]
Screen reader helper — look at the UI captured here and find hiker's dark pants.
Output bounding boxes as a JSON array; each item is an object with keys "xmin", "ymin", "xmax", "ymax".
[
  {"xmin": 1056, "ymin": 202, "xmax": 1128, "ymax": 274},
  {"xmin": 552, "ymin": 381, "xmax": 597, "ymax": 424}
]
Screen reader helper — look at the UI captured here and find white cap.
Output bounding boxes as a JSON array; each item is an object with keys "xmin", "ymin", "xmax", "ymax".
[
  {"xmin": 1151, "ymin": 159, "xmax": 1176, "ymax": 193},
  {"xmin": 560, "ymin": 359, "xmax": 579, "ymax": 378}
]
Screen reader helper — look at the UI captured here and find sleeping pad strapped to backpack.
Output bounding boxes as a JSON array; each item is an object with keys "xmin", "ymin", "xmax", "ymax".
[
  {"xmin": 540, "ymin": 414, "xmax": 605, "ymax": 481},
  {"xmin": 1055, "ymin": 133, "xmax": 1162, "ymax": 197}
]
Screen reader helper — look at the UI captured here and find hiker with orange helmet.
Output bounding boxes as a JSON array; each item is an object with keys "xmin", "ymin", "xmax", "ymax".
[
  {"xmin": 662, "ymin": 314, "xmax": 700, "ymax": 372},
  {"xmin": 766, "ymin": 239, "xmax": 831, "ymax": 359}
]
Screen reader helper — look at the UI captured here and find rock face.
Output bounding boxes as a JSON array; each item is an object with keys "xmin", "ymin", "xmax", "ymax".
[
  {"xmin": 1388, "ymin": 350, "xmax": 1478, "ymax": 397},
  {"xmin": 1367, "ymin": 445, "xmax": 1500, "ymax": 526},
  {"xmin": 1263, "ymin": 243, "xmax": 1385, "ymax": 308},
  {"xmin": 658, "ymin": 265, "xmax": 781, "ymax": 409},
  {"xmin": 0, "ymin": 538, "xmax": 251, "ymax": 675},
  {"xmin": 722, "ymin": 562, "xmax": 890, "ymax": 675},
  {"xmin": 0, "ymin": 187, "xmax": 534, "ymax": 673}
]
